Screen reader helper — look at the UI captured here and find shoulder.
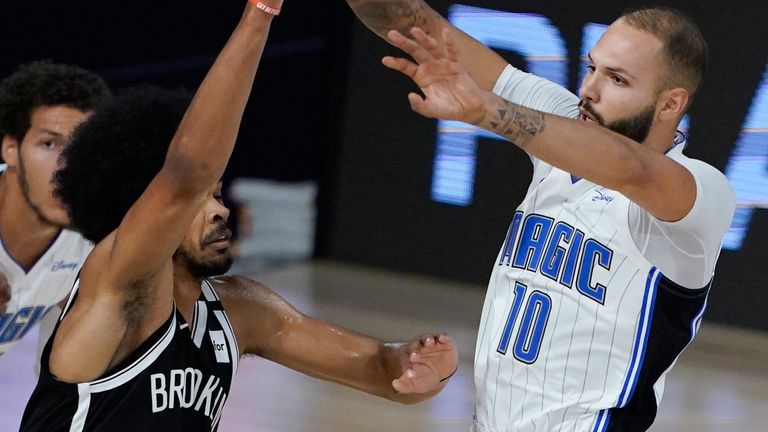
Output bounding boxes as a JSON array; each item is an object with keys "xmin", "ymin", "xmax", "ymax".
[
  {"xmin": 206, "ymin": 275, "xmax": 299, "ymax": 320},
  {"xmin": 207, "ymin": 274, "xmax": 271, "ymax": 302},
  {"xmin": 206, "ymin": 275, "xmax": 303, "ymax": 356},
  {"xmin": 674, "ymin": 154, "xmax": 734, "ymax": 198}
]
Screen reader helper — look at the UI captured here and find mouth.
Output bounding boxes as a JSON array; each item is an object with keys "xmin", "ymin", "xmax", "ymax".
[
  {"xmin": 204, "ymin": 229, "xmax": 233, "ymax": 249},
  {"xmin": 579, "ymin": 107, "xmax": 598, "ymax": 124}
]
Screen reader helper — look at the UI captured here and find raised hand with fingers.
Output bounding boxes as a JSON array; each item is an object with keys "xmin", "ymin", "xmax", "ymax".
[
  {"xmin": 382, "ymin": 27, "xmax": 490, "ymax": 124},
  {"xmin": 392, "ymin": 333, "xmax": 459, "ymax": 394}
]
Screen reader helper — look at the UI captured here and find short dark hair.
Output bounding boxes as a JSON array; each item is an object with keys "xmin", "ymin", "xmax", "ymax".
[
  {"xmin": 55, "ymin": 85, "xmax": 192, "ymax": 243},
  {"xmin": 620, "ymin": 7, "xmax": 707, "ymax": 98},
  {"xmin": 0, "ymin": 61, "xmax": 111, "ymax": 142}
]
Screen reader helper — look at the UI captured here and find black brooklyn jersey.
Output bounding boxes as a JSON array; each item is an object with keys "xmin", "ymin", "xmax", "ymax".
[{"xmin": 21, "ymin": 279, "xmax": 239, "ymax": 432}]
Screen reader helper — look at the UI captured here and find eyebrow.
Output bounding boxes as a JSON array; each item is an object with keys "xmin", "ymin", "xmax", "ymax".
[
  {"xmin": 37, "ymin": 128, "xmax": 65, "ymax": 138},
  {"xmin": 587, "ymin": 54, "xmax": 636, "ymax": 80}
]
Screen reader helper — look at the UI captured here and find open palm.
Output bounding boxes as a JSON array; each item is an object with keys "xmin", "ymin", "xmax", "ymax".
[{"xmin": 382, "ymin": 27, "xmax": 486, "ymax": 123}]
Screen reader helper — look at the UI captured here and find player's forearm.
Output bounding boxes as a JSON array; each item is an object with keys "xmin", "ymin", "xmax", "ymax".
[
  {"xmin": 346, "ymin": 0, "xmax": 444, "ymax": 40},
  {"xmin": 163, "ymin": 3, "xmax": 277, "ymax": 193},
  {"xmin": 473, "ymin": 92, "xmax": 650, "ymax": 191}
]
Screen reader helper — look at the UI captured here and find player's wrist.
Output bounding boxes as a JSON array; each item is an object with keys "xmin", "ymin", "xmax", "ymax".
[{"xmin": 247, "ymin": 0, "xmax": 283, "ymax": 16}]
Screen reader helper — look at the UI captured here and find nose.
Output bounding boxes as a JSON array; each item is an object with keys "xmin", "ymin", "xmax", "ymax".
[
  {"xmin": 579, "ymin": 70, "xmax": 600, "ymax": 103},
  {"xmin": 208, "ymin": 197, "xmax": 231, "ymax": 224}
]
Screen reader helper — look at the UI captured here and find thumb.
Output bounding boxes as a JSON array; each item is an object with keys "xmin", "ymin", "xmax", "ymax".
[{"xmin": 408, "ymin": 93, "xmax": 435, "ymax": 118}]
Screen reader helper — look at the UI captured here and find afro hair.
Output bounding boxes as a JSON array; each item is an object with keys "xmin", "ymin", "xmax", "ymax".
[
  {"xmin": 55, "ymin": 85, "xmax": 192, "ymax": 243},
  {"xmin": 0, "ymin": 60, "xmax": 111, "ymax": 142}
]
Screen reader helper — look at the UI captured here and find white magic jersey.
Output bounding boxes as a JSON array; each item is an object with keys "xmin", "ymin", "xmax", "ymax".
[
  {"xmin": 472, "ymin": 66, "xmax": 735, "ymax": 432},
  {"xmin": 0, "ymin": 165, "xmax": 93, "ymax": 356}
]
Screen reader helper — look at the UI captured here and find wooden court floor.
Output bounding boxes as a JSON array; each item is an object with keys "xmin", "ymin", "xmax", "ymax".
[{"xmin": 1, "ymin": 260, "xmax": 767, "ymax": 431}]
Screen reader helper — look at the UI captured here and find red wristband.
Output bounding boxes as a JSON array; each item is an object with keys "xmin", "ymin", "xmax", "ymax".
[{"xmin": 249, "ymin": 0, "xmax": 280, "ymax": 16}]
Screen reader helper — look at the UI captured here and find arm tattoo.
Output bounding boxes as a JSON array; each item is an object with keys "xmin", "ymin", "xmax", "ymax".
[
  {"xmin": 346, "ymin": 0, "xmax": 435, "ymax": 39},
  {"xmin": 476, "ymin": 99, "xmax": 546, "ymax": 150}
]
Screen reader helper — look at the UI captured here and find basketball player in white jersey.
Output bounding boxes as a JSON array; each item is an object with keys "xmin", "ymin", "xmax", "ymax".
[
  {"xmin": 22, "ymin": 2, "xmax": 457, "ymax": 430},
  {"xmin": 347, "ymin": 2, "xmax": 735, "ymax": 431},
  {"xmin": 0, "ymin": 62, "xmax": 110, "ymax": 357}
]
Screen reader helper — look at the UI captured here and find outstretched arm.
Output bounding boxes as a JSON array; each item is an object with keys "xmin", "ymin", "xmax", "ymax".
[
  {"xmin": 219, "ymin": 276, "xmax": 458, "ymax": 404},
  {"xmin": 382, "ymin": 27, "xmax": 696, "ymax": 222},
  {"xmin": 346, "ymin": 0, "xmax": 507, "ymax": 91},
  {"xmin": 50, "ymin": 2, "xmax": 282, "ymax": 382}
]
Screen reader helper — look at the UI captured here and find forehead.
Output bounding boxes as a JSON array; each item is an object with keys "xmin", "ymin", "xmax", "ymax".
[
  {"xmin": 590, "ymin": 21, "xmax": 665, "ymax": 80},
  {"xmin": 27, "ymin": 105, "xmax": 89, "ymax": 138}
]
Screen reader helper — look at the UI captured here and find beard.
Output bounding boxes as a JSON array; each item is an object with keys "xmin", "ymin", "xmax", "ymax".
[
  {"xmin": 173, "ymin": 223, "xmax": 234, "ymax": 278},
  {"xmin": 17, "ymin": 154, "xmax": 60, "ymax": 227},
  {"xmin": 579, "ymin": 100, "xmax": 655, "ymax": 143},
  {"xmin": 174, "ymin": 246, "xmax": 234, "ymax": 278}
]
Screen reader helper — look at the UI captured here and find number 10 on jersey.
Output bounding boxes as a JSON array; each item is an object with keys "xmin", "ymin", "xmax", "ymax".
[{"xmin": 497, "ymin": 283, "xmax": 552, "ymax": 364}]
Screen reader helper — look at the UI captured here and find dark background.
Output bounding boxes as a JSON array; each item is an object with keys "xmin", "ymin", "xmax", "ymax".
[{"xmin": 2, "ymin": 1, "xmax": 767, "ymax": 330}]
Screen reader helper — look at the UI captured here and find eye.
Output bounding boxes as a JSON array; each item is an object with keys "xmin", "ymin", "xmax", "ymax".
[
  {"xmin": 586, "ymin": 65, "xmax": 596, "ymax": 74},
  {"xmin": 611, "ymin": 75, "xmax": 626, "ymax": 85},
  {"xmin": 42, "ymin": 139, "xmax": 64, "ymax": 150}
]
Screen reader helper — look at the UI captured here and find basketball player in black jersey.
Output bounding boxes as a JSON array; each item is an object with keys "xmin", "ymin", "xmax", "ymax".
[{"xmin": 21, "ymin": 1, "xmax": 457, "ymax": 431}]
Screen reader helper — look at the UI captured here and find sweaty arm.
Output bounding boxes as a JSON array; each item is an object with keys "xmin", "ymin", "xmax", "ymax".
[
  {"xmin": 49, "ymin": 2, "xmax": 281, "ymax": 382},
  {"xmin": 218, "ymin": 276, "xmax": 458, "ymax": 404},
  {"xmin": 346, "ymin": 0, "xmax": 507, "ymax": 91}
]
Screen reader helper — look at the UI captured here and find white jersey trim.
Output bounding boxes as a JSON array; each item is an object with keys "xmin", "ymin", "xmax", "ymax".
[
  {"xmin": 86, "ymin": 312, "xmax": 177, "ymax": 393},
  {"xmin": 201, "ymin": 280, "xmax": 219, "ymax": 302},
  {"xmin": 69, "ymin": 384, "xmax": 92, "ymax": 432},
  {"xmin": 192, "ymin": 300, "xmax": 208, "ymax": 348},
  {"xmin": 202, "ymin": 280, "xmax": 239, "ymax": 383}
]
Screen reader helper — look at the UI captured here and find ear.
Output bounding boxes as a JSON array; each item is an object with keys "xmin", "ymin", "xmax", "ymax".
[
  {"xmin": 656, "ymin": 87, "xmax": 689, "ymax": 122},
  {"xmin": 1, "ymin": 135, "xmax": 20, "ymax": 168}
]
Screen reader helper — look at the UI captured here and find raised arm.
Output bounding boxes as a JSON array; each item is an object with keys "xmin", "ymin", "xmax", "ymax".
[
  {"xmin": 382, "ymin": 28, "xmax": 697, "ymax": 222},
  {"xmin": 219, "ymin": 276, "xmax": 458, "ymax": 404},
  {"xmin": 346, "ymin": 0, "xmax": 507, "ymax": 91},
  {"xmin": 50, "ymin": 2, "xmax": 282, "ymax": 382}
]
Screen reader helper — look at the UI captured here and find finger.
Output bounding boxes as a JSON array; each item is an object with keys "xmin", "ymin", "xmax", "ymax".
[
  {"xmin": 393, "ymin": 364, "xmax": 442, "ymax": 394},
  {"xmin": 443, "ymin": 28, "xmax": 461, "ymax": 63},
  {"xmin": 408, "ymin": 92, "xmax": 431, "ymax": 116},
  {"xmin": 382, "ymin": 56, "xmax": 418, "ymax": 78},
  {"xmin": 421, "ymin": 334, "xmax": 436, "ymax": 347},
  {"xmin": 387, "ymin": 30, "xmax": 432, "ymax": 64},
  {"xmin": 411, "ymin": 27, "xmax": 445, "ymax": 60},
  {"xmin": 392, "ymin": 368, "xmax": 417, "ymax": 393}
]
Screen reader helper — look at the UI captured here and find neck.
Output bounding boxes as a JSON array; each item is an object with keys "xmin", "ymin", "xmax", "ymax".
[
  {"xmin": 641, "ymin": 122, "xmax": 679, "ymax": 154},
  {"xmin": 173, "ymin": 260, "xmax": 204, "ymax": 317},
  {"xmin": 0, "ymin": 173, "xmax": 61, "ymax": 269}
]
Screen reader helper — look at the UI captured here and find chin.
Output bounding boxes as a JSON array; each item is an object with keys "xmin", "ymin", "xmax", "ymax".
[{"xmin": 43, "ymin": 209, "xmax": 70, "ymax": 227}]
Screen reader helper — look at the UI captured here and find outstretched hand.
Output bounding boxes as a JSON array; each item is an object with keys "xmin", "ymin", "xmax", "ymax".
[
  {"xmin": 392, "ymin": 333, "xmax": 458, "ymax": 394},
  {"xmin": 382, "ymin": 27, "xmax": 489, "ymax": 124}
]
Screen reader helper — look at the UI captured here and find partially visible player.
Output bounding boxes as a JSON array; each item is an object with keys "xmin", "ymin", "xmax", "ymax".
[
  {"xmin": 21, "ymin": 2, "xmax": 457, "ymax": 430},
  {"xmin": 0, "ymin": 61, "xmax": 110, "ymax": 358},
  {"xmin": 347, "ymin": 2, "xmax": 735, "ymax": 431}
]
